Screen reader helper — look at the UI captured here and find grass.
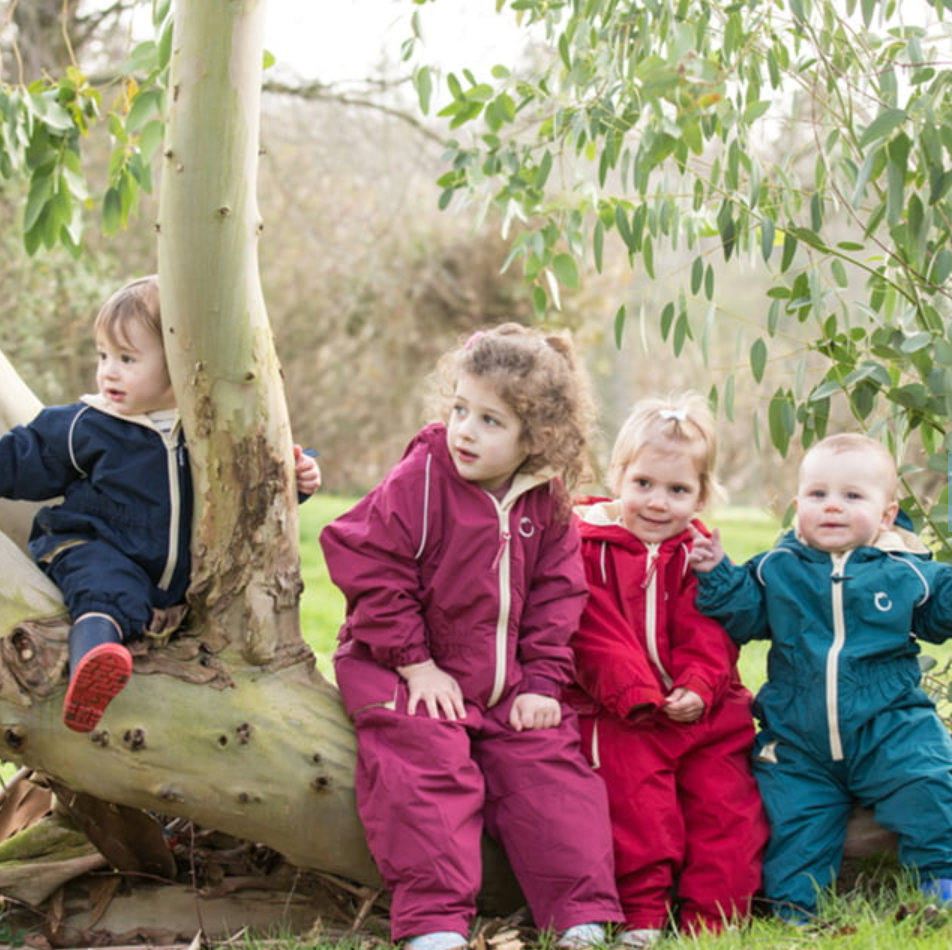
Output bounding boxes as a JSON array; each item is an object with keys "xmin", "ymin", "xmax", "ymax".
[
  {"xmin": 299, "ymin": 498, "xmax": 785, "ymax": 690},
  {"xmin": 6, "ymin": 501, "xmax": 951, "ymax": 947},
  {"xmin": 297, "ymin": 500, "xmax": 952, "ymax": 949},
  {"xmin": 301, "ymin": 497, "xmax": 952, "ymax": 693}
]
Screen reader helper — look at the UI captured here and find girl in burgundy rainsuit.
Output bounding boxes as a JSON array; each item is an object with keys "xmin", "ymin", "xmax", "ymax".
[
  {"xmin": 321, "ymin": 325, "xmax": 623, "ymax": 950},
  {"xmin": 566, "ymin": 393, "xmax": 768, "ymax": 945}
]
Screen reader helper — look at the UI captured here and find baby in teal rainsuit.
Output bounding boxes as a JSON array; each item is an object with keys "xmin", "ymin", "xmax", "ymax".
[{"xmin": 690, "ymin": 433, "xmax": 952, "ymax": 920}]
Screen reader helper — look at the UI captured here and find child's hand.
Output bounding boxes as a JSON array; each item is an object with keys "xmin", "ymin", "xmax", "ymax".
[
  {"xmin": 663, "ymin": 687, "xmax": 705, "ymax": 723},
  {"xmin": 294, "ymin": 444, "xmax": 322, "ymax": 496},
  {"xmin": 510, "ymin": 693, "xmax": 562, "ymax": 732},
  {"xmin": 688, "ymin": 524, "xmax": 724, "ymax": 573},
  {"xmin": 397, "ymin": 660, "xmax": 467, "ymax": 721}
]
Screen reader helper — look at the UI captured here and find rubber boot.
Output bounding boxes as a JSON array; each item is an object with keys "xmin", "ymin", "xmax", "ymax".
[{"xmin": 63, "ymin": 615, "xmax": 132, "ymax": 733}]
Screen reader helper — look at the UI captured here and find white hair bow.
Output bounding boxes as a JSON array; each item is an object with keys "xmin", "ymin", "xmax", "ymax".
[{"xmin": 659, "ymin": 409, "xmax": 687, "ymax": 422}]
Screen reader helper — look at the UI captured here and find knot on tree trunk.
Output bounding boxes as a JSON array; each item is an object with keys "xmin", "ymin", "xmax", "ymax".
[{"xmin": 1, "ymin": 619, "xmax": 68, "ymax": 702}]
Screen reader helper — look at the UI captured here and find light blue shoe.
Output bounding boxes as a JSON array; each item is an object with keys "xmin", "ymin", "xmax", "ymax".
[
  {"xmin": 617, "ymin": 929, "xmax": 662, "ymax": 947},
  {"xmin": 404, "ymin": 933, "xmax": 468, "ymax": 950},
  {"xmin": 920, "ymin": 878, "xmax": 952, "ymax": 904},
  {"xmin": 557, "ymin": 923, "xmax": 607, "ymax": 949}
]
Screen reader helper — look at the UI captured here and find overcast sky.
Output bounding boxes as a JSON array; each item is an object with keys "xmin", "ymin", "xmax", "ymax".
[{"xmin": 263, "ymin": 0, "xmax": 528, "ymax": 82}]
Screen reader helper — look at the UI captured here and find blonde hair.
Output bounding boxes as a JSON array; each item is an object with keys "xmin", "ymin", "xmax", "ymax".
[
  {"xmin": 801, "ymin": 433, "xmax": 898, "ymax": 498},
  {"xmin": 94, "ymin": 275, "xmax": 163, "ymax": 351},
  {"xmin": 428, "ymin": 322, "xmax": 597, "ymax": 491},
  {"xmin": 608, "ymin": 392, "xmax": 723, "ymax": 505}
]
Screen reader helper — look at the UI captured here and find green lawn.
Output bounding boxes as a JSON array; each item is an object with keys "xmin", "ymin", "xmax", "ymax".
[
  {"xmin": 300, "ymin": 498, "xmax": 784, "ymax": 688},
  {"xmin": 302, "ymin": 498, "xmax": 952, "ymax": 695}
]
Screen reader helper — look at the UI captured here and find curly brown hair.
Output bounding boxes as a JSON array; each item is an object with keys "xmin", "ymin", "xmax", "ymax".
[{"xmin": 427, "ymin": 322, "xmax": 597, "ymax": 492}]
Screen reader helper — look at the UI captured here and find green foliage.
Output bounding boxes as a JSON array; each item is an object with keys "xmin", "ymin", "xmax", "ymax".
[
  {"xmin": 298, "ymin": 495, "xmax": 354, "ymax": 677},
  {"xmin": 0, "ymin": 1, "xmax": 172, "ymax": 254},
  {"xmin": 300, "ymin": 498, "xmax": 783, "ymax": 687},
  {"xmin": 416, "ymin": 0, "xmax": 952, "ymax": 556}
]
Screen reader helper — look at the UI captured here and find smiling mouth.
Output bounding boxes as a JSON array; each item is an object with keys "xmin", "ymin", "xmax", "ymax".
[{"xmin": 455, "ymin": 447, "xmax": 477, "ymax": 463}]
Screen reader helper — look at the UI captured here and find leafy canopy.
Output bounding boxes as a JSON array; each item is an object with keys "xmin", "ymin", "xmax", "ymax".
[
  {"xmin": 2, "ymin": 0, "xmax": 951, "ymax": 547},
  {"xmin": 408, "ymin": 0, "xmax": 952, "ymax": 548}
]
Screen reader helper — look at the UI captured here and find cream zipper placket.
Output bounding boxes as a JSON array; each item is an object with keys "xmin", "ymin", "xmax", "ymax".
[
  {"xmin": 486, "ymin": 495, "xmax": 513, "ymax": 707},
  {"xmin": 643, "ymin": 543, "xmax": 674, "ymax": 690},
  {"xmin": 825, "ymin": 550, "xmax": 851, "ymax": 761},
  {"xmin": 156, "ymin": 423, "xmax": 185, "ymax": 591}
]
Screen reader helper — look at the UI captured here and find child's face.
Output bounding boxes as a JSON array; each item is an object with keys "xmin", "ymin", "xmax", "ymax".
[
  {"xmin": 446, "ymin": 372, "xmax": 529, "ymax": 491},
  {"xmin": 618, "ymin": 445, "xmax": 704, "ymax": 543},
  {"xmin": 794, "ymin": 446, "xmax": 898, "ymax": 554},
  {"xmin": 96, "ymin": 320, "xmax": 175, "ymax": 417}
]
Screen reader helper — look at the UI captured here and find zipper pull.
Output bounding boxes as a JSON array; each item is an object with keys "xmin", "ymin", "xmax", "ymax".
[
  {"xmin": 641, "ymin": 547, "xmax": 660, "ymax": 589},
  {"xmin": 491, "ymin": 530, "xmax": 511, "ymax": 571}
]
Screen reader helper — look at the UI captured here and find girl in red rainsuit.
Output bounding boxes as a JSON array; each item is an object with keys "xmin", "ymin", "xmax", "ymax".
[
  {"xmin": 566, "ymin": 393, "xmax": 768, "ymax": 946},
  {"xmin": 321, "ymin": 325, "xmax": 623, "ymax": 950}
]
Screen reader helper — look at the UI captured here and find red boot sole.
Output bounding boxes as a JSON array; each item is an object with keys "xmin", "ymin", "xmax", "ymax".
[{"xmin": 63, "ymin": 642, "xmax": 133, "ymax": 733}]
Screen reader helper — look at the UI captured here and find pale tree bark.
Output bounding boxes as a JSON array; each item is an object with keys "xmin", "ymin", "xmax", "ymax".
[
  {"xmin": 0, "ymin": 348, "xmax": 44, "ymax": 553},
  {"xmin": 0, "ymin": 3, "xmax": 521, "ymax": 930},
  {"xmin": 0, "ymin": 0, "xmax": 379, "ymax": 907},
  {"xmin": 0, "ymin": 1, "xmax": 893, "ymax": 936}
]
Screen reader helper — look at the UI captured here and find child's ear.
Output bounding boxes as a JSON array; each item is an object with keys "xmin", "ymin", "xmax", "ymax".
[
  {"xmin": 881, "ymin": 500, "xmax": 899, "ymax": 531},
  {"xmin": 526, "ymin": 427, "xmax": 553, "ymax": 456}
]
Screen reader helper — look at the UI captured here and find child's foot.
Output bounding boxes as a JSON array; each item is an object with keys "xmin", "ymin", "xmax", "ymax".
[
  {"xmin": 63, "ymin": 642, "xmax": 132, "ymax": 733},
  {"xmin": 921, "ymin": 878, "xmax": 952, "ymax": 904},
  {"xmin": 404, "ymin": 933, "xmax": 469, "ymax": 950},
  {"xmin": 557, "ymin": 923, "xmax": 607, "ymax": 949},
  {"xmin": 617, "ymin": 929, "xmax": 662, "ymax": 948}
]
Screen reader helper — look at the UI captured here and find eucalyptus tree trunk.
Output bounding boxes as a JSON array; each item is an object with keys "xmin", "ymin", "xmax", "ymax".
[{"xmin": 0, "ymin": 0, "xmax": 382, "ymax": 895}]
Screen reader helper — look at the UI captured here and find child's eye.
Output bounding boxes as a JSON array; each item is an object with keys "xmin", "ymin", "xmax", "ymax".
[
  {"xmin": 121, "ymin": 354, "xmax": 136, "ymax": 364},
  {"xmin": 451, "ymin": 404, "xmax": 465, "ymax": 417},
  {"xmin": 809, "ymin": 489, "xmax": 826, "ymax": 498},
  {"xmin": 846, "ymin": 491, "xmax": 863, "ymax": 500},
  {"xmin": 483, "ymin": 414, "xmax": 500, "ymax": 427},
  {"xmin": 635, "ymin": 478, "xmax": 651, "ymax": 488}
]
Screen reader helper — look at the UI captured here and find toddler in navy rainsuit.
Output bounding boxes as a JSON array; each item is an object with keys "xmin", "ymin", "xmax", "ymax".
[
  {"xmin": 321, "ymin": 324, "xmax": 623, "ymax": 950},
  {"xmin": 691, "ymin": 432, "xmax": 952, "ymax": 918},
  {"xmin": 0, "ymin": 275, "xmax": 321, "ymax": 732},
  {"xmin": 567, "ymin": 393, "xmax": 767, "ymax": 944}
]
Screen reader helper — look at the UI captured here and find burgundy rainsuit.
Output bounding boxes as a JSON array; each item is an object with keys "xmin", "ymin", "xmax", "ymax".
[
  {"xmin": 566, "ymin": 500, "xmax": 767, "ymax": 933},
  {"xmin": 321, "ymin": 425, "xmax": 622, "ymax": 941}
]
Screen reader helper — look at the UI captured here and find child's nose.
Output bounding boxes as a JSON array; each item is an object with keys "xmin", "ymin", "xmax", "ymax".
[{"xmin": 100, "ymin": 356, "xmax": 122, "ymax": 379}]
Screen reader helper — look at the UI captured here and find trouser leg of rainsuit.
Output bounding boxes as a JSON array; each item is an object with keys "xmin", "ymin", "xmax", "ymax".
[
  {"xmin": 578, "ymin": 713, "xmax": 681, "ymax": 930},
  {"xmin": 676, "ymin": 697, "xmax": 768, "ymax": 934},
  {"xmin": 46, "ymin": 539, "xmax": 165, "ymax": 637},
  {"xmin": 477, "ymin": 703, "xmax": 623, "ymax": 933},
  {"xmin": 351, "ymin": 703, "xmax": 485, "ymax": 942},
  {"xmin": 850, "ymin": 702, "xmax": 952, "ymax": 880},
  {"xmin": 47, "ymin": 542, "xmax": 160, "ymax": 732},
  {"xmin": 753, "ymin": 731, "xmax": 852, "ymax": 918}
]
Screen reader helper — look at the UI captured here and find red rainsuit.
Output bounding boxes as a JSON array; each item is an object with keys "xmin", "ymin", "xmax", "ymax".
[
  {"xmin": 566, "ymin": 500, "xmax": 767, "ymax": 933},
  {"xmin": 321, "ymin": 426, "xmax": 622, "ymax": 941}
]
